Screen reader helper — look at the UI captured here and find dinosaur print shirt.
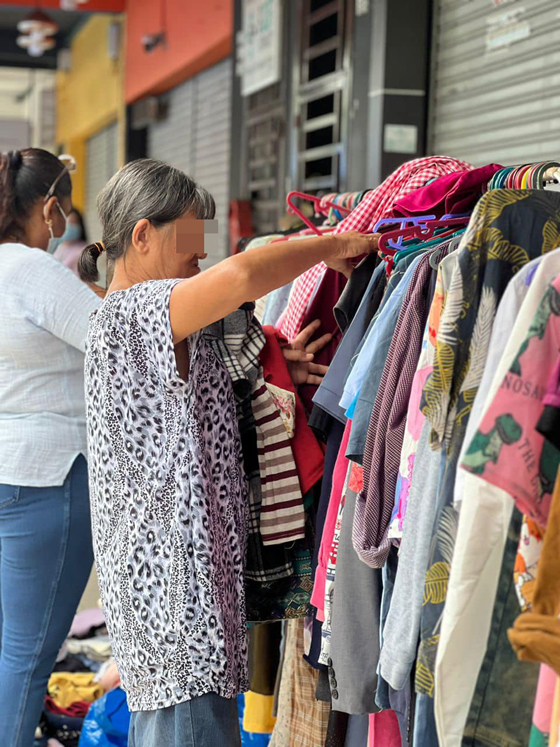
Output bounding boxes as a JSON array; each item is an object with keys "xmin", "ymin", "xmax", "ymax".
[
  {"xmin": 462, "ymin": 274, "xmax": 560, "ymax": 527},
  {"xmin": 85, "ymin": 279, "xmax": 249, "ymax": 712}
]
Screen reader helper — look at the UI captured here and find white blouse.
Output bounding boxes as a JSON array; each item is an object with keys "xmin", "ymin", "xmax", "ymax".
[{"xmin": 0, "ymin": 243, "xmax": 101, "ymax": 487}]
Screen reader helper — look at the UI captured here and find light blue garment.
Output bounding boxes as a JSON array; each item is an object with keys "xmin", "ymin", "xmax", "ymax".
[
  {"xmin": 345, "ymin": 255, "xmax": 425, "ymax": 461},
  {"xmin": 312, "ymin": 262, "xmax": 387, "ymax": 422},
  {"xmin": 262, "ymin": 282, "xmax": 293, "ymax": 327},
  {"xmin": 129, "ymin": 692, "xmax": 241, "ymax": 747},
  {"xmin": 341, "ymin": 254, "xmax": 424, "ymax": 413},
  {"xmin": 0, "ymin": 456, "xmax": 93, "ymax": 747}
]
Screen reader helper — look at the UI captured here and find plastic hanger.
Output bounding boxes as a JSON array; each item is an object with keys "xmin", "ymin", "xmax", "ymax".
[{"xmin": 377, "ymin": 217, "xmax": 470, "ymax": 256}]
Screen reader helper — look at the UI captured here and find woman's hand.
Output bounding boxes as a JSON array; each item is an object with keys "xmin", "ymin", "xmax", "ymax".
[
  {"xmin": 282, "ymin": 320, "xmax": 332, "ymax": 386},
  {"xmin": 325, "ymin": 231, "xmax": 380, "ymax": 278}
]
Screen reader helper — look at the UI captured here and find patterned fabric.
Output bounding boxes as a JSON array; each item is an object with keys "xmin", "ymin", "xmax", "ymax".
[
  {"xmin": 289, "ymin": 620, "xmax": 330, "ymax": 747},
  {"xmin": 209, "ymin": 311, "xmax": 292, "ymax": 586},
  {"xmin": 462, "ymin": 276, "xmax": 560, "ymax": 527},
  {"xmin": 515, "ymin": 517, "xmax": 544, "ymax": 612},
  {"xmin": 352, "ymin": 244, "xmax": 450, "ymax": 568},
  {"xmin": 319, "ymin": 487, "xmax": 347, "ymax": 666},
  {"xmin": 389, "ymin": 251, "xmax": 460, "ymax": 541},
  {"xmin": 333, "ymin": 156, "xmax": 473, "ymax": 235},
  {"xmin": 270, "ymin": 619, "xmax": 330, "ymax": 747},
  {"xmin": 416, "ymin": 190, "xmax": 560, "ymax": 700},
  {"xmin": 266, "ymin": 383, "xmax": 296, "ymax": 438},
  {"xmin": 203, "ymin": 304, "xmax": 266, "ymax": 430},
  {"xmin": 245, "ymin": 495, "xmax": 317, "ymax": 623},
  {"xmin": 253, "ymin": 374, "xmax": 305, "ymax": 546},
  {"xmin": 85, "ymin": 280, "xmax": 249, "ymax": 712}
]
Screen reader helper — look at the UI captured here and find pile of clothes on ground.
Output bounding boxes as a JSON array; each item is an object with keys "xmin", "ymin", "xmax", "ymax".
[{"xmin": 34, "ymin": 609, "xmax": 129, "ymax": 747}]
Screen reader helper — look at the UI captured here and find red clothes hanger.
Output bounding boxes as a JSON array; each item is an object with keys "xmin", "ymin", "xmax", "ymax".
[{"xmin": 285, "ymin": 191, "xmax": 352, "ymax": 236}]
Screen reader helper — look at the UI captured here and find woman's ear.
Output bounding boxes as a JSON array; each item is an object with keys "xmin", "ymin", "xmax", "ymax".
[
  {"xmin": 131, "ymin": 218, "xmax": 151, "ymax": 254},
  {"xmin": 43, "ymin": 196, "xmax": 57, "ymax": 231}
]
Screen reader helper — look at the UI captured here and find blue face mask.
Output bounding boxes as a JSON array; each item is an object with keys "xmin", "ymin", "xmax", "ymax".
[
  {"xmin": 46, "ymin": 203, "xmax": 69, "ymax": 254},
  {"xmin": 61, "ymin": 223, "xmax": 82, "ymax": 243}
]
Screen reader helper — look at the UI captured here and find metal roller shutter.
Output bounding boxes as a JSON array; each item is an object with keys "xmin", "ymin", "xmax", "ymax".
[
  {"xmin": 148, "ymin": 59, "xmax": 232, "ymax": 266},
  {"xmin": 429, "ymin": 0, "xmax": 560, "ymax": 166},
  {"xmin": 85, "ymin": 122, "xmax": 119, "ymax": 242}
]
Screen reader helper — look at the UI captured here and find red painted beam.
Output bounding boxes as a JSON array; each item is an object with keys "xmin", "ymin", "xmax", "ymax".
[{"xmin": 3, "ymin": 0, "xmax": 125, "ymax": 11}]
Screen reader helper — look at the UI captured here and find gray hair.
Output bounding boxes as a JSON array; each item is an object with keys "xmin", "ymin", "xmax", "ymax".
[{"xmin": 78, "ymin": 158, "xmax": 215, "ymax": 283}]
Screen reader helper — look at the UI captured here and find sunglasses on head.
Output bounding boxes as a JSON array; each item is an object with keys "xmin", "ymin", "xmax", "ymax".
[{"xmin": 44, "ymin": 154, "xmax": 77, "ymax": 202}]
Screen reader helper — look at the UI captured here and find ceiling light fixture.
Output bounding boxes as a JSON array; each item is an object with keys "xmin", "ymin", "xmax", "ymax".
[
  {"xmin": 59, "ymin": 0, "xmax": 89, "ymax": 10},
  {"xmin": 17, "ymin": 10, "xmax": 58, "ymax": 36},
  {"xmin": 17, "ymin": 31, "xmax": 57, "ymax": 57}
]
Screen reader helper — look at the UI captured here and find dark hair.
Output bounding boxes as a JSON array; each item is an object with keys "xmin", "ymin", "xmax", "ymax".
[
  {"xmin": 69, "ymin": 207, "xmax": 87, "ymax": 242},
  {"xmin": 78, "ymin": 159, "xmax": 216, "ymax": 284},
  {"xmin": 0, "ymin": 148, "xmax": 72, "ymax": 243}
]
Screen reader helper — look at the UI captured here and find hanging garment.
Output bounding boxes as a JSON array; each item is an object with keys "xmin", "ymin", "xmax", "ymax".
[
  {"xmin": 536, "ymin": 357, "xmax": 560, "ymax": 451},
  {"xmin": 329, "ymin": 488, "xmax": 382, "ymax": 715},
  {"xmin": 248, "ymin": 623, "xmax": 283, "ymax": 696},
  {"xmin": 252, "ymin": 372, "xmax": 306, "ymax": 546},
  {"xmin": 415, "ymin": 191, "xmax": 560, "ymax": 718},
  {"xmin": 243, "ymin": 692, "xmax": 277, "ymax": 734},
  {"xmin": 334, "ymin": 253, "xmax": 382, "ymax": 334},
  {"xmin": 457, "ymin": 509, "xmax": 538, "ymax": 747},
  {"xmin": 307, "ymin": 419, "xmax": 345, "ymax": 669},
  {"xmin": 389, "ymin": 250, "xmax": 459, "ymax": 541},
  {"xmin": 314, "ymin": 262, "xmax": 386, "ymax": 423},
  {"xmin": 346, "ymin": 250, "xmax": 426, "ymax": 462},
  {"xmin": 275, "ymin": 242, "xmax": 335, "ymax": 345},
  {"xmin": 260, "ymin": 327, "xmax": 324, "ymax": 496},
  {"xmin": 391, "ymin": 163, "xmax": 502, "ymax": 218},
  {"xmin": 311, "ymin": 420, "xmax": 351, "ymax": 620},
  {"xmin": 368, "ymin": 711, "xmax": 401, "ymax": 747},
  {"xmin": 529, "ymin": 666, "xmax": 557, "ymax": 747},
  {"xmin": 333, "ymin": 156, "xmax": 473, "ymax": 235},
  {"xmin": 245, "ymin": 491, "xmax": 317, "ymax": 623},
  {"xmin": 353, "ymin": 244, "xmax": 451, "ymax": 568},
  {"xmin": 509, "ymin": 467, "xmax": 560, "ymax": 673},
  {"xmin": 269, "ymin": 619, "xmax": 330, "ymax": 747},
  {"xmin": 205, "ymin": 306, "xmax": 294, "ymax": 587},
  {"xmin": 319, "ymin": 486, "xmax": 347, "ymax": 666},
  {"xmin": 375, "ymin": 547, "xmax": 413, "ymax": 746},
  {"xmin": 203, "ymin": 303, "xmax": 266, "ymax": 430},
  {"xmin": 339, "ymin": 254, "xmax": 421, "ymax": 417},
  {"xmin": 298, "ymin": 268, "xmax": 347, "ymax": 417},
  {"xmin": 514, "ymin": 517, "xmax": 544, "ymax": 613},
  {"xmin": 461, "ymin": 276, "xmax": 560, "ymax": 526},
  {"xmin": 433, "ymin": 251, "xmax": 560, "ymax": 747}
]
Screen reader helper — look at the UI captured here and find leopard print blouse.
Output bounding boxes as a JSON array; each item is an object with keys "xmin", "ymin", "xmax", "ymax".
[{"xmin": 85, "ymin": 279, "xmax": 249, "ymax": 712}]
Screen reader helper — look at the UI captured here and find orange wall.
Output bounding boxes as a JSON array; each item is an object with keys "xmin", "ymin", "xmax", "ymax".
[{"xmin": 125, "ymin": 0, "xmax": 232, "ymax": 104}]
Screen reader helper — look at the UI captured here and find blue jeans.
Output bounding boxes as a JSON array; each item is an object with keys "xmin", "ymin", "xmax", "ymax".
[
  {"xmin": 0, "ymin": 455, "xmax": 93, "ymax": 747},
  {"xmin": 129, "ymin": 693, "xmax": 242, "ymax": 747}
]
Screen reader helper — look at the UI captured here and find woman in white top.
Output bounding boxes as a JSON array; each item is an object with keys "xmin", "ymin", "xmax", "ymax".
[
  {"xmin": 80, "ymin": 158, "xmax": 377, "ymax": 747},
  {"xmin": 0, "ymin": 149, "xmax": 102, "ymax": 747}
]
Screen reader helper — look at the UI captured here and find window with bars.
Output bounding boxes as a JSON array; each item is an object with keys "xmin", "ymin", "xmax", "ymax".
[
  {"xmin": 294, "ymin": 0, "xmax": 351, "ymax": 193},
  {"xmin": 246, "ymin": 82, "xmax": 287, "ymax": 235}
]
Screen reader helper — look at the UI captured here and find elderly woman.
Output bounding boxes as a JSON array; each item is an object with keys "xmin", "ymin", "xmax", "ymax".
[{"xmin": 80, "ymin": 158, "xmax": 375, "ymax": 747}]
